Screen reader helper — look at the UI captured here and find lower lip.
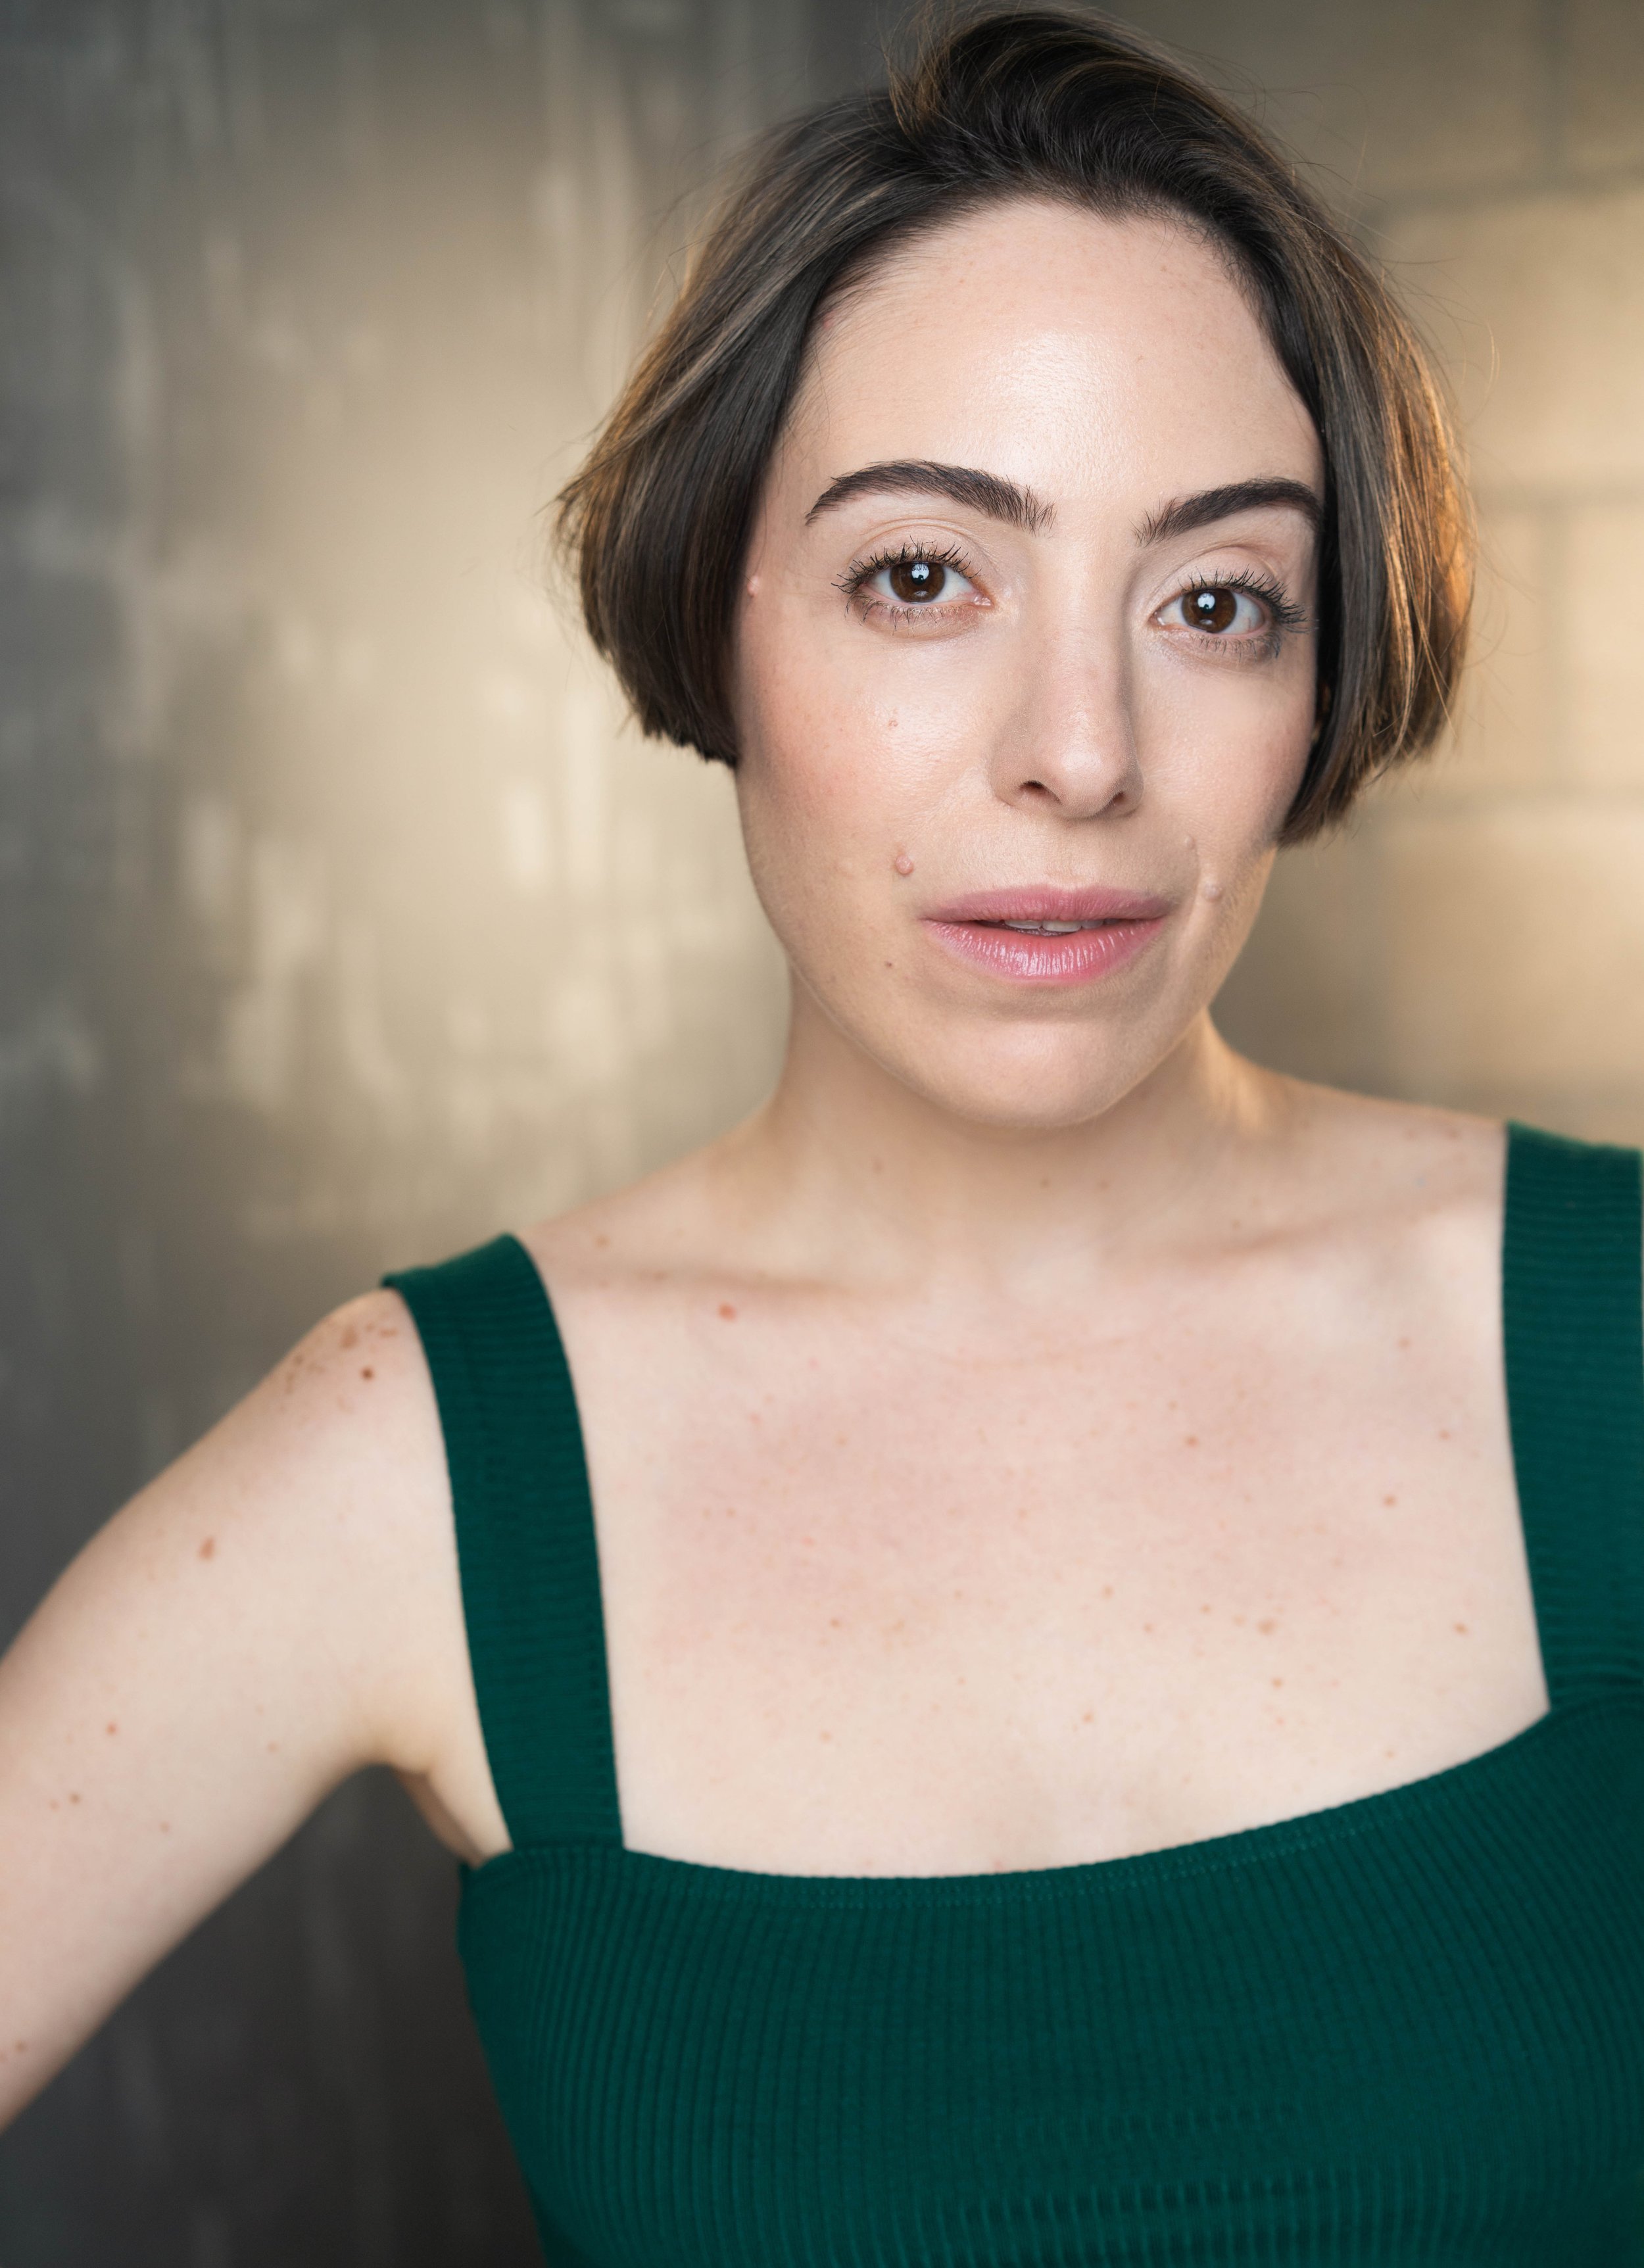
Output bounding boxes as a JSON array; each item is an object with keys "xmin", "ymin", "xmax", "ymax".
[{"xmin": 922, "ymin": 917, "xmax": 1166, "ymax": 987}]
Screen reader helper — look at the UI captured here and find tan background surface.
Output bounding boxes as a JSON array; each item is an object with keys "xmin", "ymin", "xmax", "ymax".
[{"xmin": 1, "ymin": 1, "xmax": 1639, "ymax": 2257}]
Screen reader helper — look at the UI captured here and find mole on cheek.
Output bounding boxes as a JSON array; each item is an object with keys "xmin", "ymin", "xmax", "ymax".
[
  {"xmin": 199, "ymin": 1537, "xmax": 216, "ymax": 1560},
  {"xmin": 893, "ymin": 852, "xmax": 914, "ymax": 876},
  {"xmin": 1201, "ymin": 879, "xmax": 1224, "ymax": 902}
]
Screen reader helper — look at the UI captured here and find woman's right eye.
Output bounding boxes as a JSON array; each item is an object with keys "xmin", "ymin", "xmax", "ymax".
[{"xmin": 862, "ymin": 554, "xmax": 979, "ymax": 607}]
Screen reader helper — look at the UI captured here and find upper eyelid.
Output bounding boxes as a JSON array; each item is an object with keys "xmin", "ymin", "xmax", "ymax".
[
  {"xmin": 1152, "ymin": 557, "xmax": 1305, "ymax": 612},
  {"xmin": 850, "ymin": 537, "xmax": 978, "ymax": 568},
  {"xmin": 1148, "ymin": 541, "xmax": 1308, "ymax": 596},
  {"xmin": 834, "ymin": 518, "xmax": 998, "ymax": 565},
  {"xmin": 1166, "ymin": 567, "xmax": 1289, "ymax": 600}
]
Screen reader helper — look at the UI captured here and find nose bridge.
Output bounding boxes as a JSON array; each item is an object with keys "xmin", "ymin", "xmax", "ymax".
[{"xmin": 992, "ymin": 600, "xmax": 1141, "ymax": 819}]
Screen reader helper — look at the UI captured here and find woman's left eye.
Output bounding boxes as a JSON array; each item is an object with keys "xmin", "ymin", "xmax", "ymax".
[{"xmin": 1159, "ymin": 583, "xmax": 1272, "ymax": 637}]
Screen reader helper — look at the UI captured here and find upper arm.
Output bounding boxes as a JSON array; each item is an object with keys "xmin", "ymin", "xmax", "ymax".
[{"xmin": 0, "ymin": 1288, "xmax": 502, "ymax": 2128}]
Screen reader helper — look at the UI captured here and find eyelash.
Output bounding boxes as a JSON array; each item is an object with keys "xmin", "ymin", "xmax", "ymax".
[{"xmin": 836, "ymin": 546, "xmax": 1308, "ymax": 651}]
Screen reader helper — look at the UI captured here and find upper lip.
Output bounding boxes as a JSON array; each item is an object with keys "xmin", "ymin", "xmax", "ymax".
[{"xmin": 922, "ymin": 885, "xmax": 1174, "ymax": 925}]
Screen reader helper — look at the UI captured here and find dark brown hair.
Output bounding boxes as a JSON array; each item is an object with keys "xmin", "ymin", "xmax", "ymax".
[{"xmin": 556, "ymin": 5, "xmax": 1470, "ymax": 842}]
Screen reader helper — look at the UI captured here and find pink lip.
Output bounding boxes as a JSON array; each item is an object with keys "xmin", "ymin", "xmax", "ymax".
[{"xmin": 921, "ymin": 885, "xmax": 1173, "ymax": 988}]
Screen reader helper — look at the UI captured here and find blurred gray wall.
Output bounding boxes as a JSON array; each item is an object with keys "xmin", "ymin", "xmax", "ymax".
[
  {"xmin": 0, "ymin": 3, "xmax": 871, "ymax": 2258},
  {"xmin": 3, "ymin": 0, "xmax": 1643, "ymax": 2260}
]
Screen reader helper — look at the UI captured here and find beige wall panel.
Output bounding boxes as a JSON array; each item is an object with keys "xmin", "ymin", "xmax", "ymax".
[
  {"xmin": 1382, "ymin": 804, "xmax": 1644, "ymax": 1094},
  {"xmin": 1539, "ymin": 1093, "xmax": 1644, "ymax": 1146},
  {"xmin": 1427, "ymin": 504, "xmax": 1557, "ymax": 802},
  {"xmin": 1567, "ymin": 0, "xmax": 1644, "ymax": 172},
  {"xmin": 1386, "ymin": 185, "xmax": 1644, "ymax": 495},
  {"xmin": 1564, "ymin": 502, "xmax": 1644, "ymax": 790}
]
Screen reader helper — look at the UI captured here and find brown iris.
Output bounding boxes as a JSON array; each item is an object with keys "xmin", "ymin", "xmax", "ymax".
[
  {"xmin": 888, "ymin": 558, "xmax": 946, "ymax": 603},
  {"xmin": 1187, "ymin": 585, "xmax": 1240, "ymax": 633}
]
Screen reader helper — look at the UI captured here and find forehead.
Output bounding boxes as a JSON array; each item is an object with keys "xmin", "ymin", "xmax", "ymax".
[{"xmin": 783, "ymin": 198, "xmax": 1320, "ymax": 514}]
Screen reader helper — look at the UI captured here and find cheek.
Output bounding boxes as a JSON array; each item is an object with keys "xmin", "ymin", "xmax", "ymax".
[
  {"xmin": 734, "ymin": 611, "xmax": 928, "ymax": 890},
  {"xmin": 1139, "ymin": 650, "xmax": 1317, "ymax": 854}
]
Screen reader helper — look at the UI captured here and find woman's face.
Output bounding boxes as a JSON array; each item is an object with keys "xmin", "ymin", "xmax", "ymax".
[{"xmin": 733, "ymin": 197, "xmax": 1323, "ymax": 1130}]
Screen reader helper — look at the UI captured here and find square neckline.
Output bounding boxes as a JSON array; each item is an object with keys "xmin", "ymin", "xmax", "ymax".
[
  {"xmin": 467, "ymin": 1701, "xmax": 1641, "ymax": 1907},
  {"xmin": 450, "ymin": 1117, "xmax": 1643, "ymax": 1900}
]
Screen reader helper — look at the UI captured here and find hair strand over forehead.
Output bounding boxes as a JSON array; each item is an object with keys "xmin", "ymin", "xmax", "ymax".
[{"xmin": 556, "ymin": 3, "xmax": 1471, "ymax": 844}]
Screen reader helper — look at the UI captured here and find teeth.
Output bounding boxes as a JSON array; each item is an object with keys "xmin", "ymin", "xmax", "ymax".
[{"xmin": 1002, "ymin": 920, "xmax": 1088, "ymax": 934}]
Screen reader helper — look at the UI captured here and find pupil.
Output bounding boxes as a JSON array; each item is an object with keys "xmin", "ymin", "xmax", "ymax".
[
  {"xmin": 1191, "ymin": 586, "xmax": 1238, "ymax": 633},
  {"xmin": 890, "ymin": 558, "xmax": 945, "ymax": 604}
]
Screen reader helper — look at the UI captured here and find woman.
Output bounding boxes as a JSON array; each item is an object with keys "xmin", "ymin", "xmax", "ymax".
[{"xmin": 5, "ymin": 5, "xmax": 1643, "ymax": 2258}]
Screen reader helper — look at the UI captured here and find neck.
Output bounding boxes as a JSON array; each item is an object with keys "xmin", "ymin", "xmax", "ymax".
[{"xmin": 711, "ymin": 988, "xmax": 1288, "ymax": 1297}]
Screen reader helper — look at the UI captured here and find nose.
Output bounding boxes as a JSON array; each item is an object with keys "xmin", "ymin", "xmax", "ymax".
[{"xmin": 988, "ymin": 627, "xmax": 1143, "ymax": 821}]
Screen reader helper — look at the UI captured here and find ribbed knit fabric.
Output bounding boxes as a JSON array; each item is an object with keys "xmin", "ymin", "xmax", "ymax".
[{"xmin": 386, "ymin": 1121, "xmax": 1644, "ymax": 2266}]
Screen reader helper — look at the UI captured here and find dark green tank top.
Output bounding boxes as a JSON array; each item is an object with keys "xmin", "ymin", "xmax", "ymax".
[{"xmin": 386, "ymin": 1122, "xmax": 1644, "ymax": 2265}]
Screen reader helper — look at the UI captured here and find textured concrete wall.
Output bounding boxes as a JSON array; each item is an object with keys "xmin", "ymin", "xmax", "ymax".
[
  {"xmin": 0, "ymin": 2, "xmax": 869, "ymax": 2257},
  {"xmin": 1115, "ymin": 0, "xmax": 1644, "ymax": 1142}
]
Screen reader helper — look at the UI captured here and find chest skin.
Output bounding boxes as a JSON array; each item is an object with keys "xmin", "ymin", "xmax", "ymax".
[{"xmin": 538, "ymin": 1175, "xmax": 1548, "ymax": 1879}]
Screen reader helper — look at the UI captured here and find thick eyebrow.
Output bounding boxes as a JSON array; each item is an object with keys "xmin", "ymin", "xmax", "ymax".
[
  {"xmin": 1139, "ymin": 477, "xmax": 1321, "ymax": 546},
  {"xmin": 806, "ymin": 460, "xmax": 1052, "ymax": 534}
]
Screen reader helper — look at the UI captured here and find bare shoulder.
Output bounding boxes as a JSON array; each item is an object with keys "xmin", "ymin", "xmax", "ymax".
[
  {"xmin": 0, "ymin": 1284, "xmax": 482, "ymax": 2123},
  {"xmin": 239, "ymin": 1287, "xmax": 497, "ymax": 1822},
  {"xmin": 1265, "ymin": 1078, "xmax": 1507, "ymax": 1242},
  {"xmin": 1, "ymin": 1284, "xmax": 457, "ymax": 1798},
  {"xmin": 249, "ymin": 1286, "xmax": 445, "ymax": 1530},
  {"xmin": 224, "ymin": 1284, "xmax": 452, "ymax": 1649},
  {"xmin": 139, "ymin": 1286, "xmax": 448, "ymax": 1671},
  {"xmin": 1190, "ymin": 1076, "xmax": 1514, "ymax": 1351}
]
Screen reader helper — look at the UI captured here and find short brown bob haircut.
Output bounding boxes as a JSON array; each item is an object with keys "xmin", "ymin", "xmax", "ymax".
[{"xmin": 558, "ymin": 4, "xmax": 1470, "ymax": 843}]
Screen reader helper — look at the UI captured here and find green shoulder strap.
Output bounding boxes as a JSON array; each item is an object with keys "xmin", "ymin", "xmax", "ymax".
[
  {"xmin": 384, "ymin": 1236, "xmax": 622, "ymax": 1848},
  {"xmin": 1503, "ymin": 1121, "xmax": 1644, "ymax": 1707}
]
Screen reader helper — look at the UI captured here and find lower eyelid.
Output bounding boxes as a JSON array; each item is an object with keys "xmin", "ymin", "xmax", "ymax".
[
  {"xmin": 1180, "ymin": 627, "xmax": 1286, "ymax": 662},
  {"xmin": 862, "ymin": 600, "xmax": 983, "ymax": 624}
]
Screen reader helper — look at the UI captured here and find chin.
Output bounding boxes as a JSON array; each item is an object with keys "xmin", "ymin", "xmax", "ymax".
[{"xmin": 873, "ymin": 1017, "xmax": 1174, "ymax": 1136}]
